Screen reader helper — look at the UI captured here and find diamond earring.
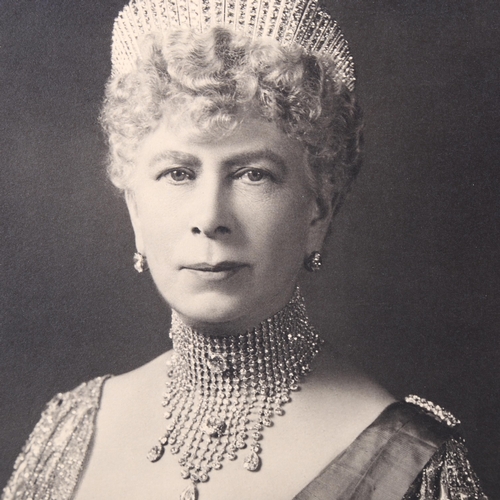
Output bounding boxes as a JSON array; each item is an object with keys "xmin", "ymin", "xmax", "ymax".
[
  {"xmin": 304, "ymin": 251, "xmax": 322, "ymax": 272},
  {"xmin": 133, "ymin": 252, "xmax": 148, "ymax": 273}
]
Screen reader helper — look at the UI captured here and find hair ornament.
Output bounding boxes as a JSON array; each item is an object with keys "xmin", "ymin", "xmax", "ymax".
[{"xmin": 111, "ymin": 0, "xmax": 355, "ymax": 90}]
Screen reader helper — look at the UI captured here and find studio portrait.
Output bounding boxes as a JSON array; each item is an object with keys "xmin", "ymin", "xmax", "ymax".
[{"xmin": 1, "ymin": 0, "xmax": 499, "ymax": 499}]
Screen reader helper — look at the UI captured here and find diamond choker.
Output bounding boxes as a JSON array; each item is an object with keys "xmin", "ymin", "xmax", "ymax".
[{"xmin": 147, "ymin": 287, "xmax": 322, "ymax": 500}]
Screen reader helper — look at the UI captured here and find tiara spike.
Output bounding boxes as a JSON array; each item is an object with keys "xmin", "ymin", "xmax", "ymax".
[
  {"xmin": 235, "ymin": 0, "xmax": 245, "ymax": 32},
  {"xmin": 254, "ymin": 0, "xmax": 269, "ymax": 38},
  {"xmin": 173, "ymin": 0, "xmax": 183, "ymax": 27},
  {"xmin": 244, "ymin": 0, "xmax": 255, "ymax": 36},
  {"xmin": 224, "ymin": 0, "xmax": 235, "ymax": 28},
  {"xmin": 263, "ymin": 0, "xmax": 281, "ymax": 38},
  {"xmin": 189, "ymin": 0, "xmax": 203, "ymax": 32},
  {"xmin": 129, "ymin": 1, "xmax": 147, "ymax": 37},
  {"xmin": 295, "ymin": 0, "xmax": 319, "ymax": 46},
  {"xmin": 111, "ymin": 0, "xmax": 356, "ymax": 90},
  {"xmin": 163, "ymin": 0, "xmax": 176, "ymax": 28},
  {"xmin": 209, "ymin": 0, "xmax": 222, "ymax": 26},
  {"xmin": 309, "ymin": 12, "xmax": 328, "ymax": 52},
  {"xmin": 273, "ymin": 0, "xmax": 291, "ymax": 42},
  {"xmin": 144, "ymin": 0, "xmax": 162, "ymax": 35},
  {"xmin": 178, "ymin": 0, "xmax": 190, "ymax": 28},
  {"xmin": 282, "ymin": 0, "xmax": 306, "ymax": 46},
  {"xmin": 137, "ymin": 0, "xmax": 152, "ymax": 34}
]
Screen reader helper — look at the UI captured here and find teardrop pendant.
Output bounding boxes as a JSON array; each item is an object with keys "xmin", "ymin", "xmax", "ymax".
[
  {"xmin": 243, "ymin": 451, "xmax": 260, "ymax": 472},
  {"xmin": 146, "ymin": 443, "xmax": 164, "ymax": 462},
  {"xmin": 179, "ymin": 481, "xmax": 198, "ymax": 500}
]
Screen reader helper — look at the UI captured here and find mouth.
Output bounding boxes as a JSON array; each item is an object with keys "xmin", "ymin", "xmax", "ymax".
[
  {"xmin": 183, "ymin": 262, "xmax": 247, "ymax": 272},
  {"xmin": 182, "ymin": 261, "xmax": 248, "ymax": 281}
]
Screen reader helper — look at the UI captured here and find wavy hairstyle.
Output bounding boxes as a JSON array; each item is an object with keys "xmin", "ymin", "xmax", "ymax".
[{"xmin": 101, "ymin": 27, "xmax": 363, "ymax": 215}]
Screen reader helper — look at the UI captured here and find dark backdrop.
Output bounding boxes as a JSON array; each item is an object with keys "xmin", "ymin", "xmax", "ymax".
[{"xmin": 1, "ymin": 0, "xmax": 499, "ymax": 496}]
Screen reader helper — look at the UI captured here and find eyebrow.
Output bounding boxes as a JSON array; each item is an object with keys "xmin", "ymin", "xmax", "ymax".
[
  {"xmin": 148, "ymin": 148, "xmax": 288, "ymax": 173},
  {"xmin": 149, "ymin": 150, "xmax": 201, "ymax": 169},
  {"xmin": 222, "ymin": 150, "xmax": 287, "ymax": 173}
]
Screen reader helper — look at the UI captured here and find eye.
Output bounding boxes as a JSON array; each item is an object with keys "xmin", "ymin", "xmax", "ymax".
[
  {"xmin": 236, "ymin": 169, "xmax": 272, "ymax": 183},
  {"xmin": 159, "ymin": 168, "xmax": 195, "ymax": 183}
]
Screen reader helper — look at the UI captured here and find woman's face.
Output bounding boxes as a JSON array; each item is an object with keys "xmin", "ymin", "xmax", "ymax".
[{"xmin": 126, "ymin": 113, "xmax": 331, "ymax": 333}]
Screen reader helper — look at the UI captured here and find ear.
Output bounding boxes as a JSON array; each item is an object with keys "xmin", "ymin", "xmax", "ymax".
[
  {"xmin": 125, "ymin": 190, "xmax": 145, "ymax": 254},
  {"xmin": 306, "ymin": 192, "xmax": 334, "ymax": 254}
]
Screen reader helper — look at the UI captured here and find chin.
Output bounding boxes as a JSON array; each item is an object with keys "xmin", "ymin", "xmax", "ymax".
[{"xmin": 166, "ymin": 288, "xmax": 256, "ymax": 333}]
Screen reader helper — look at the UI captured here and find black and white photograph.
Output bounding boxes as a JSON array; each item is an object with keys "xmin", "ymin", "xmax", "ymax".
[{"xmin": 1, "ymin": 1, "xmax": 499, "ymax": 498}]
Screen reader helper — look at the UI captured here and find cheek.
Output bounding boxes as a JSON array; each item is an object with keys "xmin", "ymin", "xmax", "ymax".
[
  {"xmin": 135, "ymin": 193, "xmax": 183, "ymax": 261},
  {"xmin": 244, "ymin": 194, "xmax": 313, "ymax": 263}
]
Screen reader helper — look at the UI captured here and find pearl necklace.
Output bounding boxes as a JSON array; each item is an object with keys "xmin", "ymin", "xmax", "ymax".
[{"xmin": 147, "ymin": 287, "xmax": 322, "ymax": 500}]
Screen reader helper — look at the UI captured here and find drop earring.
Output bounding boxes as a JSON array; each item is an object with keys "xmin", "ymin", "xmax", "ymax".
[
  {"xmin": 133, "ymin": 252, "xmax": 148, "ymax": 273},
  {"xmin": 304, "ymin": 251, "xmax": 322, "ymax": 272}
]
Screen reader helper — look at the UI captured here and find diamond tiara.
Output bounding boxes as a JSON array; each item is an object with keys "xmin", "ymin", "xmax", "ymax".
[{"xmin": 111, "ymin": 0, "xmax": 356, "ymax": 90}]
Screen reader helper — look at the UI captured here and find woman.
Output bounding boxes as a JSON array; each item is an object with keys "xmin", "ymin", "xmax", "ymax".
[{"xmin": 2, "ymin": 0, "xmax": 489, "ymax": 499}]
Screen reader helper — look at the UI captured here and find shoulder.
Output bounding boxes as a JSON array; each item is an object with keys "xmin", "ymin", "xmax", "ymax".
[
  {"xmin": 385, "ymin": 397, "xmax": 488, "ymax": 499},
  {"xmin": 51, "ymin": 376, "xmax": 110, "ymax": 414},
  {"xmin": 97, "ymin": 351, "xmax": 172, "ymax": 415},
  {"xmin": 2, "ymin": 376, "xmax": 109, "ymax": 500},
  {"xmin": 311, "ymin": 343, "xmax": 397, "ymax": 423},
  {"xmin": 400, "ymin": 398, "xmax": 488, "ymax": 499}
]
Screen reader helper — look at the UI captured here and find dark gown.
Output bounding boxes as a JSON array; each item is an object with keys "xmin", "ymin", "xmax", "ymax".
[{"xmin": 2, "ymin": 377, "xmax": 487, "ymax": 500}]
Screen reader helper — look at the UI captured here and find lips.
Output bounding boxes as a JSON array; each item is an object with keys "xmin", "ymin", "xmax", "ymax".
[
  {"xmin": 181, "ymin": 261, "xmax": 248, "ymax": 281},
  {"xmin": 182, "ymin": 261, "xmax": 247, "ymax": 272}
]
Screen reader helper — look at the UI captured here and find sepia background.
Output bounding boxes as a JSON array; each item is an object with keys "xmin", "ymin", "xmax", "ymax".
[{"xmin": 1, "ymin": 0, "xmax": 499, "ymax": 496}]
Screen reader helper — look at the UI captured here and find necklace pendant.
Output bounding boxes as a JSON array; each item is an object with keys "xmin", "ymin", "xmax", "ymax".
[
  {"xmin": 207, "ymin": 352, "xmax": 228, "ymax": 374},
  {"xmin": 180, "ymin": 481, "xmax": 198, "ymax": 500},
  {"xmin": 201, "ymin": 417, "xmax": 227, "ymax": 437},
  {"xmin": 146, "ymin": 443, "xmax": 164, "ymax": 462},
  {"xmin": 243, "ymin": 451, "xmax": 260, "ymax": 472}
]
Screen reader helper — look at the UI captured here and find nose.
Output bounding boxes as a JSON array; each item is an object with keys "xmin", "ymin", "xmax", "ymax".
[
  {"xmin": 190, "ymin": 176, "xmax": 232, "ymax": 238},
  {"xmin": 191, "ymin": 225, "xmax": 230, "ymax": 237}
]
